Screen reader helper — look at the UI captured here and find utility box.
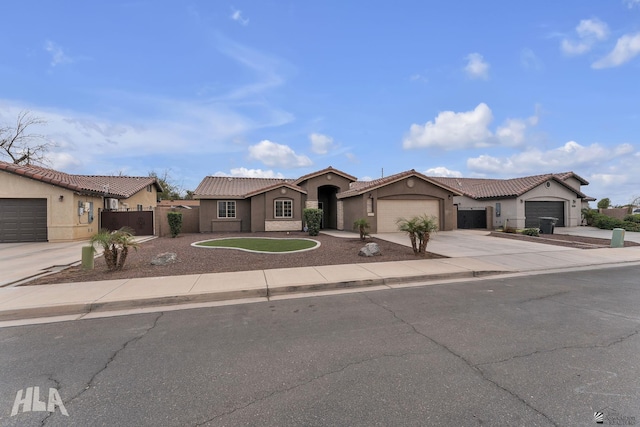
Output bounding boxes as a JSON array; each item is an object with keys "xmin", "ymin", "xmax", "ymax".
[
  {"xmin": 539, "ymin": 217, "xmax": 558, "ymax": 234},
  {"xmin": 81, "ymin": 246, "xmax": 95, "ymax": 270},
  {"xmin": 611, "ymin": 228, "xmax": 625, "ymax": 248}
]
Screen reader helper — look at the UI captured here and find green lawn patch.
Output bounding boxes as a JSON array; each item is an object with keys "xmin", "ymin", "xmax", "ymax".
[{"xmin": 193, "ymin": 237, "xmax": 319, "ymax": 253}]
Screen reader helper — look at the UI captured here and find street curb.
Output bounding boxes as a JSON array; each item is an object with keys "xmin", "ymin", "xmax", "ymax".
[{"xmin": 0, "ymin": 270, "xmax": 507, "ymax": 321}]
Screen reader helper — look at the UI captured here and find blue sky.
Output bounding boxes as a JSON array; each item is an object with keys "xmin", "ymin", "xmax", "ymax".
[{"xmin": 1, "ymin": 1, "xmax": 639, "ymax": 204}]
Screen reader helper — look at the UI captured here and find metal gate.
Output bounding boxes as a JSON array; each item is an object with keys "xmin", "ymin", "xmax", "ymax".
[
  {"xmin": 457, "ymin": 209, "xmax": 487, "ymax": 229},
  {"xmin": 100, "ymin": 210, "xmax": 154, "ymax": 235}
]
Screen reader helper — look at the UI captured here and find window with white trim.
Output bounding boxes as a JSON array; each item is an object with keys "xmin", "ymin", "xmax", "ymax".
[
  {"xmin": 274, "ymin": 199, "xmax": 293, "ymax": 218},
  {"xmin": 218, "ymin": 201, "xmax": 236, "ymax": 218}
]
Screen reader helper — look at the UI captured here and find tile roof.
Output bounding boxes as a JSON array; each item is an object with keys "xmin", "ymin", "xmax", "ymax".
[
  {"xmin": 293, "ymin": 166, "xmax": 357, "ymax": 185},
  {"xmin": 0, "ymin": 160, "xmax": 161, "ymax": 198},
  {"xmin": 428, "ymin": 172, "xmax": 592, "ymax": 200},
  {"xmin": 337, "ymin": 169, "xmax": 463, "ymax": 199},
  {"xmin": 194, "ymin": 176, "xmax": 295, "ymax": 199}
]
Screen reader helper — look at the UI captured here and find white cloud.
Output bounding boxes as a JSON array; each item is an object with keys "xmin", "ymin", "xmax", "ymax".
[
  {"xmin": 424, "ymin": 167, "xmax": 462, "ymax": 177},
  {"xmin": 358, "ymin": 176, "xmax": 373, "ymax": 182},
  {"xmin": 44, "ymin": 40, "xmax": 72, "ymax": 67},
  {"xmin": 467, "ymin": 141, "xmax": 635, "ymax": 175},
  {"xmin": 214, "ymin": 167, "xmax": 285, "ymax": 178},
  {"xmin": 560, "ymin": 18, "xmax": 609, "ymax": 56},
  {"xmin": 592, "ymin": 32, "xmax": 640, "ymax": 69},
  {"xmin": 402, "ymin": 103, "xmax": 538, "ymax": 150},
  {"xmin": 521, "ymin": 48, "xmax": 543, "ymax": 70},
  {"xmin": 624, "ymin": 0, "xmax": 640, "ymax": 8},
  {"xmin": 248, "ymin": 140, "xmax": 312, "ymax": 168},
  {"xmin": 309, "ymin": 133, "xmax": 335, "ymax": 154},
  {"xmin": 464, "ymin": 53, "xmax": 489, "ymax": 80},
  {"xmin": 230, "ymin": 9, "xmax": 249, "ymax": 26}
]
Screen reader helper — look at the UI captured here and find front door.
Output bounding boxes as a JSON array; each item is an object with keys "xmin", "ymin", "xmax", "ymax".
[{"xmin": 318, "ymin": 202, "xmax": 324, "ymax": 228}]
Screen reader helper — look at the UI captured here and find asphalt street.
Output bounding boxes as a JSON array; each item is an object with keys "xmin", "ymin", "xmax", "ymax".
[{"xmin": 0, "ymin": 266, "xmax": 639, "ymax": 426}]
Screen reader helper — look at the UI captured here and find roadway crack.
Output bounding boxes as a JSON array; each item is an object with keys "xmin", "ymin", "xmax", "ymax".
[
  {"xmin": 475, "ymin": 330, "xmax": 639, "ymax": 368},
  {"xmin": 44, "ymin": 312, "xmax": 164, "ymax": 423},
  {"xmin": 360, "ymin": 293, "xmax": 560, "ymax": 427},
  {"xmin": 517, "ymin": 290, "xmax": 570, "ymax": 304},
  {"xmin": 195, "ymin": 350, "xmax": 429, "ymax": 426}
]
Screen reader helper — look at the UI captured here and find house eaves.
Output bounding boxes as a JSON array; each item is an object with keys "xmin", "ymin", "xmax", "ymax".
[
  {"xmin": 293, "ymin": 166, "xmax": 357, "ymax": 185},
  {"xmin": 337, "ymin": 169, "xmax": 462, "ymax": 199}
]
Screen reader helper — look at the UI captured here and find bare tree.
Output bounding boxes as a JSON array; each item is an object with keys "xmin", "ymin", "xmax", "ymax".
[{"xmin": 0, "ymin": 111, "xmax": 53, "ymax": 165}]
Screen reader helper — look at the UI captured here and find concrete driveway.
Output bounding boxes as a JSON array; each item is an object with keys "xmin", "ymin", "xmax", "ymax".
[
  {"xmin": 0, "ymin": 241, "xmax": 94, "ymax": 287},
  {"xmin": 555, "ymin": 226, "xmax": 640, "ymax": 243},
  {"xmin": 373, "ymin": 229, "xmax": 574, "ymax": 258}
]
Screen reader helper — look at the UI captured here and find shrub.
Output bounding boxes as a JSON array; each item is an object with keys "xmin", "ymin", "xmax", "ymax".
[
  {"xmin": 303, "ymin": 208, "xmax": 323, "ymax": 236},
  {"xmin": 167, "ymin": 211, "xmax": 183, "ymax": 238},
  {"xmin": 592, "ymin": 213, "xmax": 624, "ymax": 230},
  {"xmin": 623, "ymin": 214, "xmax": 640, "ymax": 224},
  {"xmin": 353, "ymin": 218, "xmax": 370, "ymax": 241},
  {"xmin": 581, "ymin": 208, "xmax": 597, "ymax": 226},
  {"xmin": 521, "ymin": 228, "xmax": 539, "ymax": 237}
]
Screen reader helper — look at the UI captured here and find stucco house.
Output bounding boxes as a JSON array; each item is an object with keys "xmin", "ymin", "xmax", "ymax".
[
  {"xmin": 194, "ymin": 167, "xmax": 460, "ymax": 234},
  {"xmin": 0, "ymin": 161, "xmax": 162, "ymax": 243},
  {"xmin": 429, "ymin": 172, "xmax": 595, "ymax": 230}
]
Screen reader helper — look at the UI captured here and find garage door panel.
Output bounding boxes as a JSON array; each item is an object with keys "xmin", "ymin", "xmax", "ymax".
[
  {"xmin": 525, "ymin": 201, "xmax": 565, "ymax": 228},
  {"xmin": 377, "ymin": 200, "xmax": 439, "ymax": 233},
  {"xmin": 0, "ymin": 198, "xmax": 48, "ymax": 243}
]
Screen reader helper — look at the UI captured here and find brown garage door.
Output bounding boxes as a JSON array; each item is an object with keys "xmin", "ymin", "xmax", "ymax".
[
  {"xmin": 377, "ymin": 199, "xmax": 440, "ymax": 233},
  {"xmin": 0, "ymin": 198, "xmax": 48, "ymax": 243},
  {"xmin": 525, "ymin": 201, "xmax": 565, "ymax": 228}
]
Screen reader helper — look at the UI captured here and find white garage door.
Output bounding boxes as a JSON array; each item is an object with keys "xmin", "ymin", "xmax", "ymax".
[{"xmin": 377, "ymin": 199, "xmax": 440, "ymax": 233}]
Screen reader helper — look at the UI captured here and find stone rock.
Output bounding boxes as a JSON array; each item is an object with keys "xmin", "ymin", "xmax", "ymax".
[
  {"xmin": 358, "ymin": 242, "xmax": 381, "ymax": 257},
  {"xmin": 151, "ymin": 252, "xmax": 178, "ymax": 266}
]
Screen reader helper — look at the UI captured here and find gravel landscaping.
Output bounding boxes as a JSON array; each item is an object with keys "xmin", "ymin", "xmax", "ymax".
[{"xmin": 24, "ymin": 232, "xmax": 442, "ymax": 286}]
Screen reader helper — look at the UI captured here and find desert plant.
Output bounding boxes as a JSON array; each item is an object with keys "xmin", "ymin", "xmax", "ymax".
[
  {"xmin": 353, "ymin": 218, "xmax": 370, "ymax": 241},
  {"xmin": 397, "ymin": 214, "xmax": 438, "ymax": 256},
  {"xmin": 623, "ymin": 214, "xmax": 640, "ymax": 224},
  {"xmin": 521, "ymin": 228, "xmax": 539, "ymax": 237},
  {"xmin": 90, "ymin": 227, "xmax": 139, "ymax": 271},
  {"xmin": 581, "ymin": 208, "xmax": 597, "ymax": 226},
  {"xmin": 303, "ymin": 208, "xmax": 323, "ymax": 236},
  {"xmin": 167, "ymin": 211, "xmax": 183, "ymax": 238}
]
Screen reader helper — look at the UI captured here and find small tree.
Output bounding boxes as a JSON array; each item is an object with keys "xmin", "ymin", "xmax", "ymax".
[
  {"xmin": 397, "ymin": 214, "xmax": 438, "ymax": 256},
  {"xmin": 353, "ymin": 218, "xmax": 370, "ymax": 241},
  {"xmin": 167, "ymin": 211, "xmax": 183, "ymax": 238},
  {"xmin": 303, "ymin": 208, "xmax": 323, "ymax": 236},
  {"xmin": 597, "ymin": 198, "xmax": 611, "ymax": 209},
  {"xmin": 90, "ymin": 227, "xmax": 139, "ymax": 271}
]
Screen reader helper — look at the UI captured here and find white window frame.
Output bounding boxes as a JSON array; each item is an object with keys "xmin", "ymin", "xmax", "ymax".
[
  {"xmin": 274, "ymin": 199, "xmax": 293, "ymax": 219},
  {"xmin": 218, "ymin": 201, "xmax": 236, "ymax": 218}
]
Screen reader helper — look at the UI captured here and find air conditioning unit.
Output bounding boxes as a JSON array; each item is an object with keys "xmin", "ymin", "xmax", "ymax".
[{"xmin": 106, "ymin": 198, "xmax": 119, "ymax": 210}]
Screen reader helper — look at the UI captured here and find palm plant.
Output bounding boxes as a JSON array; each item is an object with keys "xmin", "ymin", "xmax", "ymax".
[
  {"xmin": 396, "ymin": 216, "xmax": 419, "ymax": 254},
  {"xmin": 353, "ymin": 218, "xmax": 370, "ymax": 241},
  {"xmin": 89, "ymin": 227, "xmax": 139, "ymax": 271},
  {"xmin": 397, "ymin": 215, "xmax": 438, "ymax": 256}
]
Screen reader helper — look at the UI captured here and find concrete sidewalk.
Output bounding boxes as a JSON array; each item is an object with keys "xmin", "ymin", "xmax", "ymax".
[{"xmin": 1, "ymin": 229, "xmax": 639, "ymax": 323}]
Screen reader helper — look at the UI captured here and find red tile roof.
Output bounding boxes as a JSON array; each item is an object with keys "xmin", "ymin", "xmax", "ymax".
[
  {"xmin": 428, "ymin": 172, "xmax": 591, "ymax": 200},
  {"xmin": 0, "ymin": 161, "xmax": 161, "ymax": 198},
  {"xmin": 194, "ymin": 176, "xmax": 296, "ymax": 199}
]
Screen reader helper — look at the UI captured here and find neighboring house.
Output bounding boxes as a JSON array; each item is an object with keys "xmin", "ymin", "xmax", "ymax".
[
  {"xmin": 0, "ymin": 161, "xmax": 162, "ymax": 243},
  {"xmin": 194, "ymin": 167, "xmax": 460, "ymax": 234},
  {"xmin": 429, "ymin": 172, "xmax": 595, "ymax": 229}
]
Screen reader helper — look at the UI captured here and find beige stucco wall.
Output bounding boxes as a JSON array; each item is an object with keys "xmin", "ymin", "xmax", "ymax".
[
  {"xmin": 199, "ymin": 199, "xmax": 251, "ymax": 232},
  {"xmin": 0, "ymin": 171, "xmax": 103, "ymax": 242},
  {"xmin": 120, "ymin": 186, "xmax": 158, "ymax": 211},
  {"xmin": 341, "ymin": 176, "xmax": 457, "ymax": 233},
  {"xmin": 297, "ymin": 173, "xmax": 352, "ymax": 201},
  {"xmin": 454, "ymin": 180, "xmax": 584, "ymax": 229}
]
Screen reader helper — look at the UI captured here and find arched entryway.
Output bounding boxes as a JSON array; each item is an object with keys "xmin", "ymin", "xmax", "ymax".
[{"xmin": 318, "ymin": 185, "xmax": 339, "ymax": 229}]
